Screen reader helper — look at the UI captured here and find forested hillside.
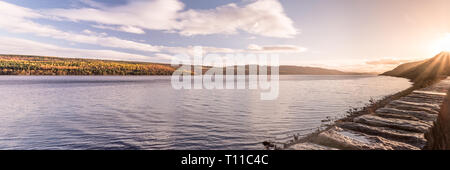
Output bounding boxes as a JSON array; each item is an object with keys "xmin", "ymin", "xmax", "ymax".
[{"xmin": 0, "ymin": 55, "xmax": 175, "ymax": 75}]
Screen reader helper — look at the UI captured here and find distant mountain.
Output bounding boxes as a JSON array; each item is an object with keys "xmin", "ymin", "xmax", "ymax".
[
  {"xmin": 196, "ymin": 64, "xmax": 374, "ymax": 76},
  {"xmin": 200, "ymin": 65, "xmax": 370, "ymax": 75},
  {"xmin": 0, "ymin": 54, "xmax": 370, "ymax": 76},
  {"xmin": 382, "ymin": 52, "xmax": 450, "ymax": 83},
  {"xmin": 278, "ymin": 66, "xmax": 370, "ymax": 75}
]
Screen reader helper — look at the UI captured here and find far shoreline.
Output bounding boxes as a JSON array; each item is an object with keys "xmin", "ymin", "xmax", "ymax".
[{"xmin": 1, "ymin": 55, "xmax": 377, "ymax": 76}]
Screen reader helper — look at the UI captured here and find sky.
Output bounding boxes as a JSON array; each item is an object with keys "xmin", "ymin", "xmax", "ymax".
[{"xmin": 0, "ymin": 0, "xmax": 449, "ymax": 73}]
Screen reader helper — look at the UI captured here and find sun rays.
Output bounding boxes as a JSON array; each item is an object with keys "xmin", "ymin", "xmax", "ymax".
[{"xmin": 415, "ymin": 52, "xmax": 450, "ymax": 82}]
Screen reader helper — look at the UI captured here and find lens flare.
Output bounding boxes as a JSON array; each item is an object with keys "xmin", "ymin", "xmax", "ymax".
[{"xmin": 431, "ymin": 33, "xmax": 450, "ymax": 54}]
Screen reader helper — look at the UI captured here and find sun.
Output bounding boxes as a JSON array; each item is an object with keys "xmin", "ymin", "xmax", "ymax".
[{"xmin": 431, "ymin": 33, "xmax": 450, "ymax": 54}]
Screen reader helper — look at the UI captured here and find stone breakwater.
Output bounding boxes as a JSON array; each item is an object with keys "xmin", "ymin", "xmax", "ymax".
[{"xmin": 285, "ymin": 78, "xmax": 450, "ymax": 150}]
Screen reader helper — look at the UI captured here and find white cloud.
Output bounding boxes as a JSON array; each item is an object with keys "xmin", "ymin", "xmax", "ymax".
[
  {"xmin": 0, "ymin": 36, "xmax": 170, "ymax": 62},
  {"xmin": 153, "ymin": 53, "xmax": 175, "ymax": 61},
  {"xmin": 45, "ymin": 0, "xmax": 298, "ymax": 38},
  {"xmin": 92, "ymin": 24, "xmax": 145, "ymax": 34},
  {"xmin": 47, "ymin": 0, "xmax": 184, "ymax": 31},
  {"xmin": 82, "ymin": 29, "xmax": 107, "ymax": 37},
  {"xmin": 178, "ymin": 0, "xmax": 298, "ymax": 38},
  {"xmin": 0, "ymin": 1, "xmax": 160, "ymax": 52},
  {"xmin": 0, "ymin": 1, "xmax": 43, "ymax": 19},
  {"xmin": 162, "ymin": 46, "xmax": 237, "ymax": 55},
  {"xmin": 365, "ymin": 58, "xmax": 412, "ymax": 65},
  {"xmin": 161, "ymin": 44, "xmax": 307, "ymax": 55},
  {"xmin": 246, "ymin": 44, "xmax": 307, "ymax": 53}
]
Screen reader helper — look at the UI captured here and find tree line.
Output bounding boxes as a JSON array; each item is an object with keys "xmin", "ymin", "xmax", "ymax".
[{"xmin": 0, "ymin": 55, "xmax": 175, "ymax": 75}]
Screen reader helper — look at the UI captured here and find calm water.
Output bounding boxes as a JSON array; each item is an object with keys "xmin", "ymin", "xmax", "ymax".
[{"xmin": 0, "ymin": 75, "xmax": 411, "ymax": 150}]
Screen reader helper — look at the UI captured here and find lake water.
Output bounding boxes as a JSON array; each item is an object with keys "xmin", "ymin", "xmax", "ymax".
[{"xmin": 0, "ymin": 75, "xmax": 411, "ymax": 150}]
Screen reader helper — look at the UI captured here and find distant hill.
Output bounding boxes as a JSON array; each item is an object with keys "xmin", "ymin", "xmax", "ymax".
[
  {"xmin": 382, "ymin": 52, "xmax": 450, "ymax": 83},
  {"xmin": 278, "ymin": 66, "xmax": 368, "ymax": 75},
  {"xmin": 200, "ymin": 65, "xmax": 370, "ymax": 75},
  {"xmin": 0, "ymin": 55, "xmax": 369, "ymax": 76}
]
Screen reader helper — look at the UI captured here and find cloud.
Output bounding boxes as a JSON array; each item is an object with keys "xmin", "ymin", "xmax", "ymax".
[
  {"xmin": 178, "ymin": 0, "xmax": 298, "ymax": 38},
  {"xmin": 153, "ymin": 53, "xmax": 175, "ymax": 61},
  {"xmin": 92, "ymin": 24, "xmax": 145, "ymax": 34},
  {"xmin": 0, "ymin": 36, "xmax": 170, "ymax": 62},
  {"xmin": 246, "ymin": 44, "xmax": 307, "ymax": 53},
  {"xmin": 0, "ymin": 1, "xmax": 43, "ymax": 19},
  {"xmin": 45, "ymin": 0, "xmax": 298, "ymax": 38},
  {"xmin": 162, "ymin": 46, "xmax": 237, "ymax": 55},
  {"xmin": 0, "ymin": 1, "xmax": 160, "ymax": 52},
  {"xmin": 160, "ymin": 44, "xmax": 307, "ymax": 55},
  {"xmin": 46, "ymin": 0, "xmax": 184, "ymax": 31},
  {"xmin": 365, "ymin": 58, "xmax": 411, "ymax": 65},
  {"xmin": 82, "ymin": 29, "xmax": 108, "ymax": 37}
]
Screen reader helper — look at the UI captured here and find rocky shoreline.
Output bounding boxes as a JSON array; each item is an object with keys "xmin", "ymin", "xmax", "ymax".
[{"xmin": 274, "ymin": 77, "xmax": 450, "ymax": 150}]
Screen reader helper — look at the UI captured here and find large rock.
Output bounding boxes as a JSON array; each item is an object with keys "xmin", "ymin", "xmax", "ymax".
[
  {"xmin": 354, "ymin": 114, "xmax": 432, "ymax": 133},
  {"xmin": 375, "ymin": 112, "xmax": 422, "ymax": 122},
  {"xmin": 337, "ymin": 122, "xmax": 426, "ymax": 148},
  {"xmin": 404, "ymin": 91, "xmax": 445, "ymax": 102},
  {"xmin": 386, "ymin": 103, "xmax": 439, "ymax": 115},
  {"xmin": 421, "ymin": 80, "xmax": 450, "ymax": 92},
  {"xmin": 397, "ymin": 96, "xmax": 441, "ymax": 105},
  {"xmin": 412, "ymin": 90, "xmax": 447, "ymax": 97},
  {"xmin": 376, "ymin": 107, "xmax": 437, "ymax": 122},
  {"xmin": 390, "ymin": 100, "xmax": 440, "ymax": 112},
  {"xmin": 406, "ymin": 93, "xmax": 445, "ymax": 103},
  {"xmin": 286, "ymin": 142, "xmax": 338, "ymax": 150},
  {"xmin": 310, "ymin": 127, "xmax": 418, "ymax": 150}
]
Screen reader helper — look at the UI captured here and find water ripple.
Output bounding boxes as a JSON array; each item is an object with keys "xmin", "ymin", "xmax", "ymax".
[{"xmin": 0, "ymin": 75, "xmax": 411, "ymax": 150}]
